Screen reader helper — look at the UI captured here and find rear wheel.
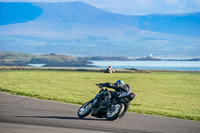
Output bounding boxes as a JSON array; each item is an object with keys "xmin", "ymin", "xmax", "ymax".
[
  {"xmin": 78, "ymin": 102, "xmax": 92, "ymax": 118},
  {"xmin": 106, "ymin": 103, "xmax": 124, "ymax": 121}
]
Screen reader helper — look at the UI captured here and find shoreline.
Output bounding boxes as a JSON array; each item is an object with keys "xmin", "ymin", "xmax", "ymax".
[{"xmin": 0, "ymin": 66, "xmax": 200, "ymax": 73}]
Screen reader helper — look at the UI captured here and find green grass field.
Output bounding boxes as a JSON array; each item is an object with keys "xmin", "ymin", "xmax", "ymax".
[{"xmin": 0, "ymin": 70, "xmax": 200, "ymax": 121}]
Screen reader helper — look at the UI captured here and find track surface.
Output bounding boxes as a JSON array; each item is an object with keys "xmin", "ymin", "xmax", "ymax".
[{"xmin": 0, "ymin": 92, "xmax": 199, "ymax": 133}]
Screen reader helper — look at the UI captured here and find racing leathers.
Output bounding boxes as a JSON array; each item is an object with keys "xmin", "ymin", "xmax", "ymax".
[{"xmin": 99, "ymin": 82, "xmax": 134, "ymax": 116}]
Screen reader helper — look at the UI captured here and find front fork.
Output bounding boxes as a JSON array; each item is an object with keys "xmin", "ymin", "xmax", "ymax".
[{"xmin": 92, "ymin": 98, "xmax": 98, "ymax": 107}]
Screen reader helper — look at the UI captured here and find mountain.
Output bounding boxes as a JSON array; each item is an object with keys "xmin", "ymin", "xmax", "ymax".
[
  {"xmin": 0, "ymin": 2, "xmax": 200, "ymax": 57},
  {"xmin": 134, "ymin": 13, "xmax": 200, "ymax": 37}
]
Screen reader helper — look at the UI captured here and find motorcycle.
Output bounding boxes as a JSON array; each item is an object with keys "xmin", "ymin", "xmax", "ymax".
[{"xmin": 77, "ymin": 84, "xmax": 135, "ymax": 121}]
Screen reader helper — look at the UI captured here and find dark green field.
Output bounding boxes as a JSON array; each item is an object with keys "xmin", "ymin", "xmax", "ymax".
[{"xmin": 0, "ymin": 70, "xmax": 199, "ymax": 121}]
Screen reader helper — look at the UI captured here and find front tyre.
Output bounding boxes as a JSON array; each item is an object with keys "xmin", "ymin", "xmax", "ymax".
[
  {"xmin": 106, "ymin": 103, "xmax": 125, "ymax": 121},
  {"xmin": 78, "ymin": 102, "xmax": 92, "ymax": 118}
]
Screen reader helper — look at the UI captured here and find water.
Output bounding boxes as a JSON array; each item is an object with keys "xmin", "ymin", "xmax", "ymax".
[
  {"xmin": 90, "ymin": 61, "xmax": 200, "ymax": 71},
  {"xmin": 28, "ymin": 64, "xmax": 46, "ymax": 67}
]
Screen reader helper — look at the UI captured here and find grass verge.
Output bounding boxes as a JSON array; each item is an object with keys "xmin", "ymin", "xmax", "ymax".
[{"xmin": 0, "ymin": 70, "xmax": 200, "ymax": 121}]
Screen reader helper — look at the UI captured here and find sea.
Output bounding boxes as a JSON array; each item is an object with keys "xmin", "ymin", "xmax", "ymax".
[
  {"xmin": 29, "ymin": 61, "xmax": 200, "ymax": 71},
  {"xmin": 89, "ymin": 61, "xmax": 200, "ymax": 71}
]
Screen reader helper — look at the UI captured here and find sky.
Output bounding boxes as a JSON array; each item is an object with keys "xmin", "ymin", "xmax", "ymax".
[{"xmin": 1, "ymin": 0, "xmax": 200, "ymax": 15}]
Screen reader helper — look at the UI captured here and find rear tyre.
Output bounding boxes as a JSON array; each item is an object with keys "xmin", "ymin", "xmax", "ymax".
[
  {"xmin": 78, "ymin": 102, "xmax": 92, "ymax": 118},
  {"xmin": 106, "ymin": 103, "xmax": 124, "ymax": 121}
]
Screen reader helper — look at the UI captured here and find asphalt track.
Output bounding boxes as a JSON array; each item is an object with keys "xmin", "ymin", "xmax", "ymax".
[{"xmin": 0, "ymin": 92, "xmax": 199, "ymax": 133}]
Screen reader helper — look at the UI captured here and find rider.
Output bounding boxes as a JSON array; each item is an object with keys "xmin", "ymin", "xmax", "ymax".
[
  {"xmin": 104, "ymin": 66, "xmax": 115, "ymax": 73},
  {"xmin": 99, "ymin": 80, "xmax": 134, "ymax": 115}
]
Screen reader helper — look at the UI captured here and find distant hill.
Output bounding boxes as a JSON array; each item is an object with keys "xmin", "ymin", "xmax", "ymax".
[
  {"xmin": 0, "ymin": 2, "xmax": 200, "ymax": 57},
  {"xmin": 0, "ymin": 51, "xmax": 93, "ymax": 67},
  {"xmin": 134, "ymin": 13, "xmax": 200, "ymax": 37}
]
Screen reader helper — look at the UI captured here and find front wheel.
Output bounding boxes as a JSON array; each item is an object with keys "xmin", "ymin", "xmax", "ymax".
[
  {"xmin": 78, "ymin": 102, "xmax": 92, "ymax": 118},
  {"xmin": 106, "ymin": 103, "xmax": 124, "ymax": 121}
]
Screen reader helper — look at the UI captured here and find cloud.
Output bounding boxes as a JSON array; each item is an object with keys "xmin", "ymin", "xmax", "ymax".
[{"xmin": 0, "ymin": 0, "xmax": 200, "ymax": 15}]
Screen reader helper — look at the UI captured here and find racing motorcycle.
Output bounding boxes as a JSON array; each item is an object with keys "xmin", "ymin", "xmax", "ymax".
[{"xmin": 77, "ymin": 84, "xmax": 135, "ymax": 121}]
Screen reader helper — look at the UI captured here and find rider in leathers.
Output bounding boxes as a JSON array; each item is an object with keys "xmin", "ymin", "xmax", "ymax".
[{"xmin": 99, "ymin": 80, "xmax": 135, "ymax": 117}]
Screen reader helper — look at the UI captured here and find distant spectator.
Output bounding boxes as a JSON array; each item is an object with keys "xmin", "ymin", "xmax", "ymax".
[{"xmin": 104, "ymin": 66, "xmax": 115, "ymax": 73}]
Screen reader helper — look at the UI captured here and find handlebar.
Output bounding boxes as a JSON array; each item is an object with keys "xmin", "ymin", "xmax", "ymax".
[{"xmin": 96, "ymin": 84, "xmax": 103, "ymax": 89}]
